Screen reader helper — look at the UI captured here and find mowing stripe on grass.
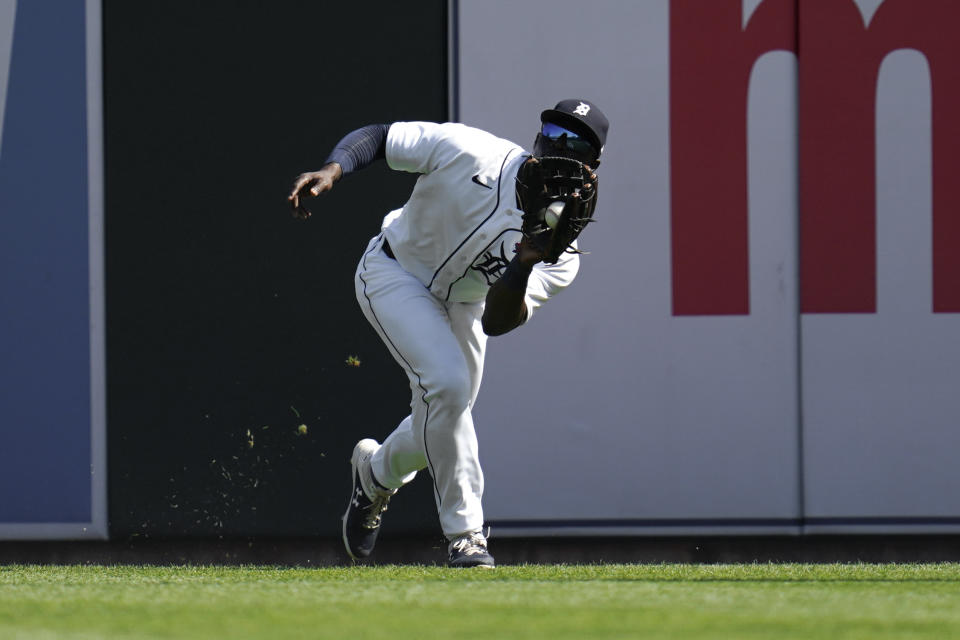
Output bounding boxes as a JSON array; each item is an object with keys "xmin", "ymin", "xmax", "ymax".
[{"xmin": 1, "ymin": 564, "xmax": 958, "ymax": 639}]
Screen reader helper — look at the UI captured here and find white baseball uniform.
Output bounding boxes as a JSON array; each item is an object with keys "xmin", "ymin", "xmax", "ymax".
[{"xmin": 354, "ymin": 121, "xmax": 579, "ymax": 539}]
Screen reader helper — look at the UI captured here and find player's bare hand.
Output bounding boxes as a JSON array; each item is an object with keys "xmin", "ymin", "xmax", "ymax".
[
  {"xmin": 288, "ymin": 162, "xmax": 342, "ymax": 219},
  {"xmin": 515, "ymin": 236, "xmax": 544, "ymax": 267}
]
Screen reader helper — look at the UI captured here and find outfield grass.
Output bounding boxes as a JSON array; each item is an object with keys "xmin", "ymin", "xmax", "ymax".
[{"xmin": 1, "ymin": 564, "xmax": 959, "ymax": 639}]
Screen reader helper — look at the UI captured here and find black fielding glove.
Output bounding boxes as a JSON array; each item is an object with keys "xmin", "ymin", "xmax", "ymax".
[{"xmin": 515, "ymin": 156, "xmax": 598, "ymax": 264}]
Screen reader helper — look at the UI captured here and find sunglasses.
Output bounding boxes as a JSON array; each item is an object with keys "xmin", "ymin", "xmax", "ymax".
[{"xmin": 540, "ymin": 122, "xmax": 596, "ymax": 158}]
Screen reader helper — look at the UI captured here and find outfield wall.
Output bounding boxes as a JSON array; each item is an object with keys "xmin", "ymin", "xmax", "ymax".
[
  {"xmin": 98, "ymin": 1, "xmax": 449, "ymax": 538},
  {"xmin": 1, "ymin": 0, "xmax": 958, "ymax": 541},
  {"xmin": 1, "ymin": 0, "xmax": 449, "ymax": 540},
  {"xmin": 0, "ymin": 0, "xmax": 106, "ymax": 539},
  {"xmin": 462, "ymin": 0, "xmax": 960, "ymax": 536}
]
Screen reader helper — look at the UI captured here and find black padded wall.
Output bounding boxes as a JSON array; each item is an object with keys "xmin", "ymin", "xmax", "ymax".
[{"xmin": 104, "ymin": 1, "xmax": 447, "ymax": 537}]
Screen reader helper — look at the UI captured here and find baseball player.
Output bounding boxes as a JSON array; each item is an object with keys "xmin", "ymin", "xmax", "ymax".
[{"xmin": 288, "ymin": 100, "xmax": 608, "ymax": 567}]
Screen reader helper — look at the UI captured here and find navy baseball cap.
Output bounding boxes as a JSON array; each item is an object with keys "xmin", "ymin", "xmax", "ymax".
[{"xmin": 541, "ymin": 99, "xmax": 609, "ymax": 156}]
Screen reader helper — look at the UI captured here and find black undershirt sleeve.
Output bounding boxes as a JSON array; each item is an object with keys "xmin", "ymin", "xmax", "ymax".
[{"xmin": 324, "ymin": 124, "xmax": 390, "ymax": 175}]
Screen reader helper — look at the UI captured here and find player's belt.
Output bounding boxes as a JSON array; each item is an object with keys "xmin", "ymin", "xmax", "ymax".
[{"xmin": 382, "ymin": 239, "xmax": 396, "ymax": 260}]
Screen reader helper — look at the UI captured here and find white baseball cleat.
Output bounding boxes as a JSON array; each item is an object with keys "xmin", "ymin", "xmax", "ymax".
[
  {"xmin": 447, "ymin": 531, "xmax": 495, "ymax": 568},
  {"xmin": 341, "ymin": 438, "xmax": 396, "ymax": 560}
]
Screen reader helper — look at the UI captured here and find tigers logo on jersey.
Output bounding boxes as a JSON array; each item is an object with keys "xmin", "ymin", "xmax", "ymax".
[{"xmin": 471, "ymin": 241, "xmax": 511, "ymax": 285}]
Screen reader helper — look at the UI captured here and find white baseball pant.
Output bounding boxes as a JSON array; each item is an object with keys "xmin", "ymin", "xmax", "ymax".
[{"xmin": 354, "ymin": 234, "xmax": 488, "ymax": 539}]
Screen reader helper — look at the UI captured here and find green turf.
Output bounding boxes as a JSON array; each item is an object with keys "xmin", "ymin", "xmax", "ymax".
[{"xmin": 1, "ymin": 563, "xmax": 959, "ymax": 639}]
